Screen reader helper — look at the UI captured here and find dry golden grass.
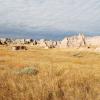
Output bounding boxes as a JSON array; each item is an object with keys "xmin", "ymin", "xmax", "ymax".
[{"xmin": 0, "ymin": 45, "xmax": 100, "ymax": 100}]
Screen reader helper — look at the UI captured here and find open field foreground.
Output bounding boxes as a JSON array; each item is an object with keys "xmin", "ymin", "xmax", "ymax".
[{"xmin": 0, "ymin": 46, "xmax": 100, "ymax": 100}]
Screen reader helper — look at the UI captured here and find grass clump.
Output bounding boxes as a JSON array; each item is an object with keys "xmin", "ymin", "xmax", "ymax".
[{"xmin": 14, "ymin": 67, "xmax": 39, "ymax": 75}]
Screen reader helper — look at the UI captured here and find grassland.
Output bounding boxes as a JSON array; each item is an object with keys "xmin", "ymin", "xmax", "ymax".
[{"xmin": 0, "ymin": 46, "xmax": 100, "ymax": 100}]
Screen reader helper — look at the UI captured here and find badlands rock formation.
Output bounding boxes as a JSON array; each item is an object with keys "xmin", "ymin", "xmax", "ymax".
[
  {"xmin": 0, "ymin": 38, "xmax": 12, "ymax": 45},
  {"xmin": 37, "ymin": 39, "xmax": 57, "ymax": 48},
  {"xmin": 86, "ymin": 36, "xmax": 100, "ymax": 47},
  {"xmin": 0, "ymin": 33, "xmax": 100, "ymax": 50},
  {"xmin": 60, "ymin": 33, "xmax": 86, "ymax": 48}
]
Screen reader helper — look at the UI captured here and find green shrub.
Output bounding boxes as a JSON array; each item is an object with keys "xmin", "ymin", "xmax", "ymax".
[{"xmin": 14, "ymin": 67, "xmax": 38, "ymax": 75}]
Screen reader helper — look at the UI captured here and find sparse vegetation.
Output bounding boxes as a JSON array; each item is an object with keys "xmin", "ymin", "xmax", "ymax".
[
  {"xmin": 13, "ymin": 67, "xmax": 39, "ymax": 75},
  {"xmin": 0, "ymin": 46, "xmax": 100, "ymax": 100}
]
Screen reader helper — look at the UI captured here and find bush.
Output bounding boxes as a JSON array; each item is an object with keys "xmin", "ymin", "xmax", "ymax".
[{"xmin": 14, "ymin": 67, "xmax": 39, "ymax": 75}]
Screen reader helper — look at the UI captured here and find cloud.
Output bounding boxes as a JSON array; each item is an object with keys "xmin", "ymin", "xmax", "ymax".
[{"xmin": 0, "ymin": 0, "xmax": 100, "ymax": 33}]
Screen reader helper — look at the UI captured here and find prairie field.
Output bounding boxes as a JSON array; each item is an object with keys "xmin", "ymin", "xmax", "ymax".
[{"xmin": 0, "ymin": 45, "xmax": 100, "ymax": 100}]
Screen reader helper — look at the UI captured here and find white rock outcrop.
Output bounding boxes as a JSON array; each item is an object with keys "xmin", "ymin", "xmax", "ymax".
[
  {"xmin": 1, "ymin": 33, "xmax": 100, "ymax": 49},
  {"xmin": 60, "ymin": 33, "xmax": 86, "ymax": 48}
]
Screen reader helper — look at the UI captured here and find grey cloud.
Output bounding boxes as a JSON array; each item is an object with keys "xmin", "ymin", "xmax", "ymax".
[{"xmin": 0, "ymin": 0, "xmax": 100, "ymax": 33}]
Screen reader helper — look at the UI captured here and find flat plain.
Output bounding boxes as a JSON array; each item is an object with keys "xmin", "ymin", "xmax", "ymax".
[{"xmin": 0, "ymin": 46, "xmax": 100, "ymax": 100}]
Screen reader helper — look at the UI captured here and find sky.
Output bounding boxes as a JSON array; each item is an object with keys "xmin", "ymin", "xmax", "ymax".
[{"xmin": 0, "ymin": 0, "xmax": 100, "ymax": 39}]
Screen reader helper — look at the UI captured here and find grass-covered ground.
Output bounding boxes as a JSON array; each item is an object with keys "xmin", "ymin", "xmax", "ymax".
[{"xmin": 0, "ymin": 46, "xmax": 100, "ymax": 100}]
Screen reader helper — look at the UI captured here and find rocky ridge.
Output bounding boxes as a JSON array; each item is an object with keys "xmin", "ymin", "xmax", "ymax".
[{"xmin": 0, "ymin": 33, "xmax": 100, "ymax": 50}]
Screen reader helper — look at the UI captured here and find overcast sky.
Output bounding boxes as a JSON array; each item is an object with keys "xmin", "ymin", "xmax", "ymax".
[{"xmin": 0, "ymin": 0, "xmax": 100, "ymax": 37}]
